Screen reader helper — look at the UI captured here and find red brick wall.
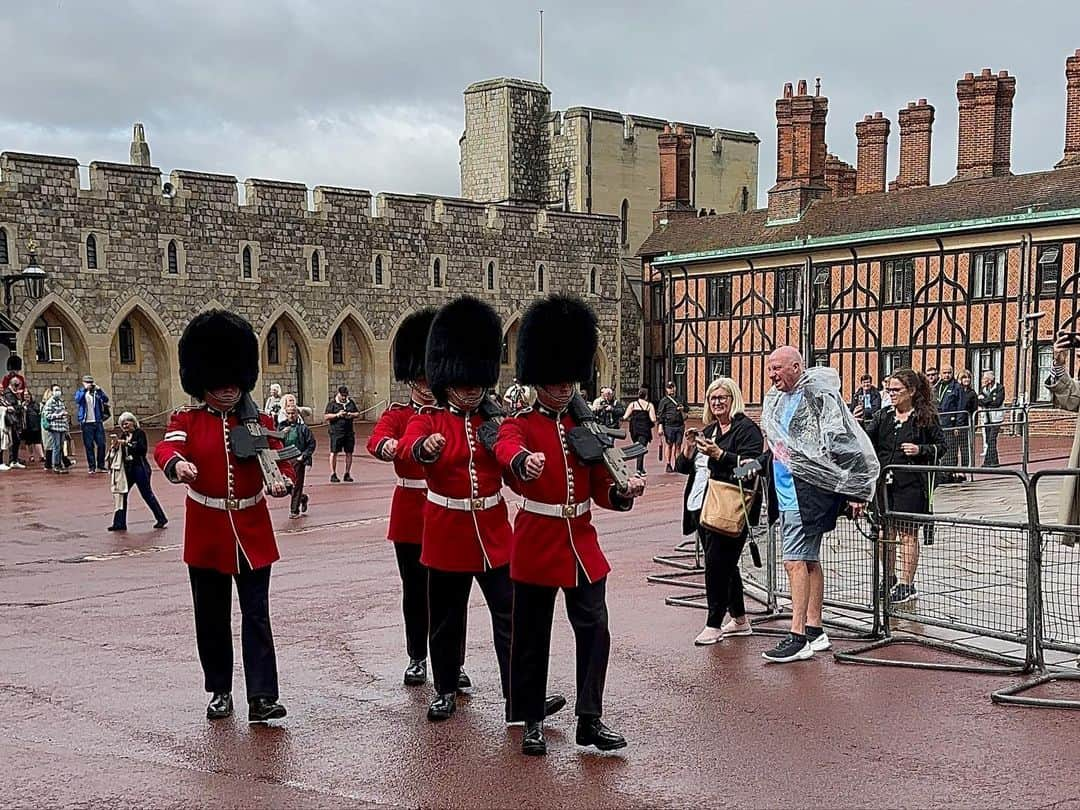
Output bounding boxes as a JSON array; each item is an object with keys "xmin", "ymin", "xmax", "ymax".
[
  {"xmin": 891, "ymin": 100, "xmax": 934, "ymax": 190},
  {"xmin": 1059, "ymin": 49, "xmax": 1080, "ymax": 168},
  {"xmin": 855, "ymin": 112, "xmax": 890, "ymax": 194},
  {"xmin": 956, "ymin": 69, "xmax": 1014, "ymax": 180}
]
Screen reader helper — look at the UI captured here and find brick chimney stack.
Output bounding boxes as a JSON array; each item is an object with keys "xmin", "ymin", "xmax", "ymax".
[
  {"xmin": 768, "ymin": 79, "xmax": 831, "ymax": 222},
  {"xmin": 652, "ymin": 124, "xmax": 696, "ymax": 228},
  {"xmin": 955, "ymin": 68, "xmax": 1016, "ymax": 180},
  {"xmin": 824, "ymin": 154, "xmax": 856, "ymax": 198},
  {"xmin": 855, "ymin": 112, "xmax": 890, "ymax": 194},
  {"xmin": 890, "ymin": 100, "xmax": 935, "ymax": 191},
  {"xmin": 1057, "ymin": 49, "xmax": 1080, "ymax": 168}
]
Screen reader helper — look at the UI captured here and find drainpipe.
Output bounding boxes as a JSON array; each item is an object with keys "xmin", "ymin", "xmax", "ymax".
[
  {"xmin": 586, "ymin": 110, "xmax": 594, "ymax": 213},
  {"xmin": 800, "ymin": 254, "xmax": 813, "ymax": 358},
  {"xmin": 1016, "ymin": 232, "xmax": 1033, "ymax": 407}
]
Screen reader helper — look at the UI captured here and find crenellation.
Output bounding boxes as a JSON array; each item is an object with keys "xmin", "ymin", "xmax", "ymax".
[{"xmin": 243, "ymin": 178, "xmax": 309, "ymax": 214}]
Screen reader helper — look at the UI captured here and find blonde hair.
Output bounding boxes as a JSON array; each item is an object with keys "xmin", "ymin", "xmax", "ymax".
[
  {"xmin": 281, "ymin": 393, "xmax": 297, "ymax": 409},
  {"xmin": 703, "ymin": 376, "xmax": 745, "ymax": 424}
]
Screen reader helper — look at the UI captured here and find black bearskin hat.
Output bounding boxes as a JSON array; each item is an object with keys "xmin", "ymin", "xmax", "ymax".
[
  {"xmin": 178, "ymin": 309, "xmax": 259, "ymax": 399},
  {"xmin": 393, "ymin": 307, "xmax": 436, "ymax": 382},
  {"xmin": 6, "ymin": 353, "xmax": 22, "ymax": 373},
  {"xmin": 426, "ymin": 296, "xmax": 502, "ymax": 403},
  {"xmin": 516, "ymin": 295, "xmax": 597, "ymax": 385}
]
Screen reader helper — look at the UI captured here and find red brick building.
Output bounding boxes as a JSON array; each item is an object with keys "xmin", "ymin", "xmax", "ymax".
[{"xmin": 639, "ymin": 51, "xmax": 1080, "ymax": 409}]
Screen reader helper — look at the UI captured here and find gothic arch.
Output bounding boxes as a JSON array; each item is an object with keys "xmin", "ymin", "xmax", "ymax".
[
  {"xmin": 17, "ymin": 293, "xmax": 91, "ymax": 396},
  {"xmin": 260, "ymin": 307, "xmax": 314, "ymax": 408},
  {"xmin": 107, "ymin": 298, "xmax": 174, "ymax": 422},
  {"xmin": 326, "ymin": 306, "xmax": 378, "ymax": 415},
  {"xmin": 499, "ymin": 312, "xmax": 522, "ymax": 392}
]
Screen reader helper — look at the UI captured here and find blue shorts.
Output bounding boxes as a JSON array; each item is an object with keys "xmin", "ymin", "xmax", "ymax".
[{"xmin": 780, "ymin": 510, "xmax": 823, "ymax": 562}]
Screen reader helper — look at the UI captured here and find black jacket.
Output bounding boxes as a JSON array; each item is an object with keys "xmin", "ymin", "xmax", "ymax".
[
  {"xmin": 673, "ymin": 413, "xmax": 771, "ymax": 536},
  {"xmin": 282, "ymin": 419, "xmax": 317, "ymax": 466},
  {"xmin": 849, "ymin": 387, "xmax": 882, "ymax": 422},
  {"xmin": 121, "ymin": 428, "xmax": 151, "ymax": 476}
]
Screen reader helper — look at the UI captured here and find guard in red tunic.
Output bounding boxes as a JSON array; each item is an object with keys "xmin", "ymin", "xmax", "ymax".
[
  {"xmin": 495, "ymin": 295, "xmax": 645, "ymax": 756},
  {"xmin": 398, "ymin": 296, "xmax": 565, "ymax": 725},
  {"xmin": 367, "ymin": 307, "xmax": 472, "ymax": 689},
  {"xmin": 154, "ymin": 310, "xmax": 294, "ymax": 724}
]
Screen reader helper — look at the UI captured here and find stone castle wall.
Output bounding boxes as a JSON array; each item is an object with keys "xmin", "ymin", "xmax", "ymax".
[{"xmin": 0, "ymin": 151, "xmax": 623, "ymax": 423}]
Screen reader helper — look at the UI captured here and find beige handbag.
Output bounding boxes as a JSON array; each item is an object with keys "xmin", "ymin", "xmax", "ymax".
[{"xmin": 699, "ymin": 477, "xmax": 757, "ymax": 537}]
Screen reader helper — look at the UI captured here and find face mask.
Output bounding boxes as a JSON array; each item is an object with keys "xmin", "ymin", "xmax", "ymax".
[{"xmin": 52, "ymin": 391, "xmax": 62, "ymax": 399}]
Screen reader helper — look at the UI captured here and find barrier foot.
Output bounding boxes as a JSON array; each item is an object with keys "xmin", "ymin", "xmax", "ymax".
[
  {"xmin": 992, "ymin": 670, "xmax": 1080, "ymax": 709},
  {"xmin": 749, "ymin": 613, "xmax": 878, "ymax": 641},
  {"xmin": 650, "ymin": 553, "xmax": 702, "ymax": 572},
  {"xmin": 646, "ymin": 570, "xmax": 704, "ymax": 588},
  {"xmin": 665, "ymin": 590, "xmax": 774, "ymax": 617},
  {"xmin": 835, "ymin": 635, "xmax": 1029, "ymax": 675}
]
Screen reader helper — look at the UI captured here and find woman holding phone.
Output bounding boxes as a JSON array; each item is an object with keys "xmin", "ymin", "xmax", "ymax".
[{"xmin": 674, "ymin": 376, "xmax": 769, "ymax": 646}]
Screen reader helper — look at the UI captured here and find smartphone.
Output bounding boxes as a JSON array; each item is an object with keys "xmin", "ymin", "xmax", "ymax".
[{"xmin": 685, "ymin": 428, "xmax": 699, "ymax": 440}]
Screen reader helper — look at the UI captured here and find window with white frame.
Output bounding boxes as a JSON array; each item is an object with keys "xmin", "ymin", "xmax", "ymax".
[
  {"xmin": 970, "ymin": 345, "xmax": 1003, "ymax": 382},
  {"xmin": 880, "ymin": 348, "xmax": 911, "ymax": 379},
  {"xmin": 1037, "ymin": 245, "xmax": 1062, "ymax": 296},
  {"xmin": 706, "ymin": 276, "xmax": 732, "ymax": 317},
  {"xmin": 707, "ymin": 355, "xmax": 731, "ymax": 379},
  {"xmin": 34, "ymin": 321, "xmax": 65, "ymax": 363},
  {"xmin": 812, "ymin": 266, "xmax": 832, "ymax": 310},
  {"xmin": 971, "ymin": 250, "xmax": 1006, "ymax": 299},
  {"xmin": 883, "ymin": 258, "xmax": 915, "ymax": 305},
  {"xmin": 1034, "ymin": 343, "xmax": 1054, "ymax": 402}
]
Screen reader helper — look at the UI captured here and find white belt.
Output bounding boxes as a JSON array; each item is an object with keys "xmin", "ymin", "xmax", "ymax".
[
  {"xmin": 396, "ymin": 477, "xmax": 427, "ymax": 490},
  {"xmin": 187, "ymin": 489, "xmax": 265, "ymax": 511},
  {"xmin": 520, "ymin": 498, "xmax": 592, "ymax": 519},
  {"xmin": 426, "ymin": 491, "xmax": 503, "ymax": 512}
]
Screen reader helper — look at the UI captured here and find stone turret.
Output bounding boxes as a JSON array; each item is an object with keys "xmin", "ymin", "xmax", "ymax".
[{"xmin": 130, "ymin": 123, "xmax": 151, "ymax": 167}]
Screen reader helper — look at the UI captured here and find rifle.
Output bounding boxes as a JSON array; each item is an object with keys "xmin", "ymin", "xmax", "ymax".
[
  {"xmin": 565, "ymin": 393, "xmax": 646, "ymax": 493},
  {"xmin": 230, "ymin": 393, "xmax": 300, "ymax": 495}
]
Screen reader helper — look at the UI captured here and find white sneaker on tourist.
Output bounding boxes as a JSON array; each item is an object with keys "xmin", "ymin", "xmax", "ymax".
[
  {"xmin": 0, "ymin": 464, "xmax": 9, "ymax": 471},
  {"xmin": 694, "ymin": 626, "xmax": 724, "ymax": 646},
  {"xmin": 807, "ymin": 628, "xmax": 832, "ymax": 652},
  {"xmin": 721, "ymin": 617, "xmax": 753, "ymax": 637},
  {"xmin": 11, "ymin": 461, "xmax": 25, "ymax": 469}
]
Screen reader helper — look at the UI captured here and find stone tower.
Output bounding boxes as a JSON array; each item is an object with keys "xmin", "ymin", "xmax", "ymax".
[
  {"xmin": 130, "ymin": 123, "xmax": 151, "ymax": 167},
  {"xmin": 460, "ymin": 78, "xmax": 551, "ymax": 205}
]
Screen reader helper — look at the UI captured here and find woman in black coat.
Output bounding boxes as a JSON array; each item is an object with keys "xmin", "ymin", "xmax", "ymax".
[
  {"xmin": 674, "ymin": 376, "xmax": 769, "ymax": 646},
  {"xmin": 864, "ymin": 368, "xmax": 947, "ymax": 605},
  {"xmin": 109, "ymin": 412, "xmax": 168, "ymax": 531}
]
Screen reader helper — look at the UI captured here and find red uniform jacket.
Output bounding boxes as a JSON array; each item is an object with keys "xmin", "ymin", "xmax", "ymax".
[
  {"xmin": 397, "ymin": 404, "xmax": 512, "ymax": 573},
  {"xmin": 366, "ymin": 401, "xmax": 426, "ymax": 544},
  {"xmin": 494, "ymin": 404, "xmax": 632, "ymax": 588},
  {"xmin": 153, "ymin": 405, "xmax": 295, "ymax": 575}
]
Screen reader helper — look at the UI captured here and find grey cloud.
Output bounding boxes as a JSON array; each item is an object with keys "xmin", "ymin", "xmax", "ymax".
[{"xmin": 1, "ymin": 0, "xmax": 1078, "ymax": 202}]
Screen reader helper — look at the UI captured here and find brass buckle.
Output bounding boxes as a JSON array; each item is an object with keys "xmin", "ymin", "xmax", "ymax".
[
  {"xmin": 561, "ymin": 504, "xmax": 577, "ymax": 519},
  {"xmin": 225, "ymin": 497, "xmax": 240, "ymax": 510},
  {"xmin": 471, "ymin": 497, "xmax": 485, "ymax": 511}
]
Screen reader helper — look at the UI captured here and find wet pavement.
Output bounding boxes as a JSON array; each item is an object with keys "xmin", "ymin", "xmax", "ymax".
[{"xmin": 2, "ymin": 452, "xmax": 1079, "ymax": 809}]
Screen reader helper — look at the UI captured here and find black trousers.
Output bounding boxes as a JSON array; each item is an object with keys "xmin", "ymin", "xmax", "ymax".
[
  {"xmin": 509, "ymin": 575, "xmax": 610, "ymax": 723},
  {"xmin": 188, "ymin": 557, "xmax": 278, "ymax": 700},
  {"xmin": 1, "ymin": 432, "xmax": 20, "ymax": 465},
  {"xmin": 289, "ymin": 461, "xmax": 308, "ymax": 514},
  {"xmin": 699, "ymin": 527, "xmax": 747, "ymax": 628},
  {"xmin": 394, "ymin": 542, "xmax": 429, "ymax": 661},
  {"xmin": 428, "ymin": 565, "xmax": 511, "ymax": 697}
]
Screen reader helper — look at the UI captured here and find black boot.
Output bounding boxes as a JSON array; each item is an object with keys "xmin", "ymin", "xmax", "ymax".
[
  {"xmin": 576, "ymin": 716, "xmax": 627, "ymax": 751},
  {"xmin": 457, "ymin": 668, "xmax": 472, "ymax": 690},
  {"xmin": 522, "ymin": 721, "xmax": 546, "ymax": 756},
  {"xmin": 403, "ymin": 658, "xmax": 427, "ymax": 686},
  {"xmin": 248, "ymin": 697, "xmax": 287, "ymax": 723},
  {"xmin": 206, "ymin": 692, "xmax": 233, "ymax": 720},
  {"xmin": 544, "ymin": 694, "xmax": 567, "ymax": 717},
  {"xmin": 427, "ymin": 693, "xmax": 456, "ymax": 722}
]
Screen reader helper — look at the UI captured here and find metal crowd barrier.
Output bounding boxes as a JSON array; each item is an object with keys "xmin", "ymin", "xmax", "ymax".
[
  {"xmin": 648, "ymin": 460, "xmax": 1080, "ymax": 704},
  {"xmin": 836, "ymin": 465, "xmax": 1036, "ymax": 675}
]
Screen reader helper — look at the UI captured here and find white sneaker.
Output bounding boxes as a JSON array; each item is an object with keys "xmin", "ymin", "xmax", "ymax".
[
  {"xmin": 808, "ymin": 630, "xmax": 832, "ymax": 652},
  {"xmin": 721, "ymin": 618, "xmax": 753, "ymax": 637},
  {"xmin": 694, "ymin": 626, "xmax": 724, "ymax": 646},
  {"xmin": 11, "ymin": 461, "xmax": 25, "ymax": 469},
  {"xmin": 0, "ymin": 464, "xmax": 9, "ymax": 471}
]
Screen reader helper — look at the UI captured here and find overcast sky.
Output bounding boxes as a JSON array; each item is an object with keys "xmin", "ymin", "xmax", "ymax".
[{"xmin": 2, "ymin": 1, "xmax": 1078, "ymax": 207}]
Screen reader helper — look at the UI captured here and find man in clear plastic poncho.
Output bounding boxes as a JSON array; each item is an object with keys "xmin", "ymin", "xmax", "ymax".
[{"xmin": 759, "ymin": 347, "xmax": 879, "ymax": 664}]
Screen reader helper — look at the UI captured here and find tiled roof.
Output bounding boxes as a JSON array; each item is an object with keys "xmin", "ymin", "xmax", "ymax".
[{"xmin": 638, "ymin": 165, "xmax": 1080, "ymax": 260}]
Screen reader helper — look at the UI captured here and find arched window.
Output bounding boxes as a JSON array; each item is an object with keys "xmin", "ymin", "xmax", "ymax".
[
  {"xmin": 486, "ymin": 261, "xmax": 495, "ymax": 291},
  {"xmin": 167, "ymin": 240, "xmax": 178, "ymax": 274},
  {"xmin": 374, "ymin": 254, "xmax": 383, "ymax": 286},
  {"xmin": 242, "ymin": 246, "xmax": 253, "ymax": 279},
  {"xmin": 432, "ymin": 258, "xmax": 442, "ymax": 288},
  {"xmin": 311, "ymin": 251, "xmax": 321, "ymax": 282},
  {"xmin": 589, "ymin": 267, "xmax": 597, "ymax": 295},
  {"xmin": 267, "ymin": 325, "xmax": 280, "ymax": 365},
  {"xmin": 536, "ymin": 264, "xmax": 545, "ymax": 292},
  {"xmin": 86, "ymin": 234, "xmax": 98, "ymax": 270},
  {"xmin": 118, "ymin": 319, "xmax": 136, "ymax": 364},
  {"xmin": 620, "ymin": 199, "xmax": 629, "ymax": 247},
  {"xmin": 331, "ymin": 327, "xmax": 345, "ymax": 365},
  {"xmin": 0, "ymin": 227, "xmax": 8, "ymax": 264}
]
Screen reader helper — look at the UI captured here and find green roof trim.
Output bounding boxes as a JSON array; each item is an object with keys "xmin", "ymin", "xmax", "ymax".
[{"xmin": 651, "ymin": 205, "xmax": 1080, "ymax": 267}]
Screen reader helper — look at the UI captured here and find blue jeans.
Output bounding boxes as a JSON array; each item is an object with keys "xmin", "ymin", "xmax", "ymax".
[
  {"xmin": 49, "ymin": 430, "xmax": 66, "ymax": 468},
  {"xmin": 112, "ymin": 462, "xmax": 167, "ymax": 529},
  {"xmin": 81, "ymin": 421, "xmax": 106, "ymax": 471}
]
